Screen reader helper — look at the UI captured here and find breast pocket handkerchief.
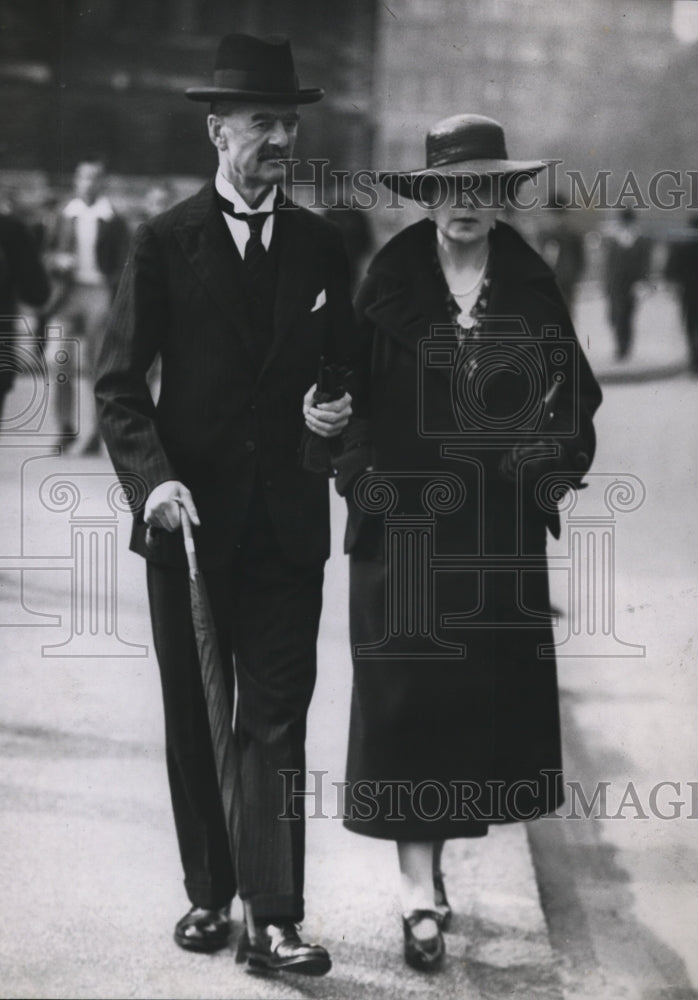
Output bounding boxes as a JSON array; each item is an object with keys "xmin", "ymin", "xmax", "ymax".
[{"xmin": 311, "ymin": 288, "xmax": 327, "ymax": 312}]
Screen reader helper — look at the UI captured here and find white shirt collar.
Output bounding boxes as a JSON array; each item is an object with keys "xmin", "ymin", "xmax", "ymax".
[
  {"xmin": 63, "ymin": 196, "xmax": 114, "ymax": 221},
  {"xmin": 215, "ymin": 170, "xmax": 277, "ymax": 213}
]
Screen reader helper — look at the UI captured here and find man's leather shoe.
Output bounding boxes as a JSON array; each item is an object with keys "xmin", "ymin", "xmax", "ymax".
[
  {"xmin": 174, "ymin": 905, "xmax": 231, "ymax": 953},
  {"xmin": 402, "ymin": 909, "xmax": 445, "ymax": 972},
  {"xmin": 237, "ymin": 922, "xmax": 331, "ymax": 976}
]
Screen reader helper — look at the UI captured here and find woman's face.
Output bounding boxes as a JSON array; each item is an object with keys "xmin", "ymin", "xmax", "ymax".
[{"xmin": 426, "ymin": 175, "xmax": 502, "ymax": 246}]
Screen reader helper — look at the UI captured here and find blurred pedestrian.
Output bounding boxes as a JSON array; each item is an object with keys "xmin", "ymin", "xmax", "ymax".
[
  {"xmin": 0, "ymin": 206, "xmax": 51, "ymax": 426},
  {"xmin": 140, "ymin": 179, "xmax": 177, "ymax": 222},
  {"xmin": 95, "ymin": 33, "xmax": 353, "ymax": 974},
  {"xmin": 328, "ymin": 114, "xmax": 601, "ymax": 972},
  {"xmin": 46, "ymin": 157, "xmax": 130, "ymax": 451},
  {"xmin": 603, "ymin": 207, "xmax": 651, "ymax": 361},
  {"xmin": 538, "ymin": 196, "xmax": 586, "ymax": 312},
  {"xmin": 26, "ymin": 189, "xmax": 61, "ymax": 254},
  {"xmin": 664, "ymin": 215, "xmax": 698, "ymax": 375}
]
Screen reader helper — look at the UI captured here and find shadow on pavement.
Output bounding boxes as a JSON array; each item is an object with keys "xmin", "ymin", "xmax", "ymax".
[{"xmin": 528, "ymin": 694, "xmax": 698, "ymax": 1000}]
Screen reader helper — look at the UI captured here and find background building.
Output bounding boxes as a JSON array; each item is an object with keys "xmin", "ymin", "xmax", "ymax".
[{"xmin": 0, "ymin": 0, "xmax": 696, "ymax": 232}]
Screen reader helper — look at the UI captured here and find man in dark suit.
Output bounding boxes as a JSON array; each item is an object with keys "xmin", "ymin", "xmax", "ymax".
[
  {"xmin": 95, "ymin": 34, "xmax": 353, "ymax": 975},
  {"xmin": 0, "ymin": 209, "xmax": 51, "ymax": 425},
  {"xmin": 603, "ymin": 207, "xmax": 652, "ymax": 361},
  {"xmin": 665, "ymin": 215, "xmax": 698, "ymax": 375}
]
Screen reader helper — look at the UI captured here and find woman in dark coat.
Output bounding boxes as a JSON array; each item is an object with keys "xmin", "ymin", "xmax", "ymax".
[{"xmin": 332, "ymin": 115, "xmax": 602, "ymax": 970}]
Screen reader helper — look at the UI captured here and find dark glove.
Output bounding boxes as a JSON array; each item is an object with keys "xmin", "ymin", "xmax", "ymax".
[
  {"xmin": 299, "ymin": 360, "xmax": 353, "ymax": 476},
  {"xmin": 499, "ymin": 442, "xmax": 558, "ymax": 484},
  {"xmin": 331, "ymin": 417, "xmax": 372, "ymax": 496}
]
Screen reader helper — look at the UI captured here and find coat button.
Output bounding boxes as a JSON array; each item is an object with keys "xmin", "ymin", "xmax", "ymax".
[{"xmin": 245, "ymin": 440, "xmax": 256, "ymax": 453}]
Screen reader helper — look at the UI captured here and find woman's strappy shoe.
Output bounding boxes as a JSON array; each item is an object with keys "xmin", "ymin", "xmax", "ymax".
[
  {"xmin": 402, "ymin": 909, "xmax": 445, "ymax": 971},
  {"xmin": 433, "ymin": 869, "xmax": 452, "ymax": 930}
]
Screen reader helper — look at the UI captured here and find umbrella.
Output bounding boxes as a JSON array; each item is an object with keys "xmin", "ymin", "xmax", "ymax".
[{"xmin": 179, "ymin": 505, "xmax": 256, "ymax": 942}]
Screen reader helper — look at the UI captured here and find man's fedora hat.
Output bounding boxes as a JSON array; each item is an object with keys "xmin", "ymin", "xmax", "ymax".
[
  {"xmin": 186, "ymin": 33, "xmax": 324, "ymax": 104},
  {"xmin": 380, "ymin": 114, "xmax": 546, "ymax": 200}
]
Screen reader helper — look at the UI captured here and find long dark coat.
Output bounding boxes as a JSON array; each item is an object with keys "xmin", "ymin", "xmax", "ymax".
[{"xmin": 343, "ymin": 219, "xmax": 602, "ymax": 840}]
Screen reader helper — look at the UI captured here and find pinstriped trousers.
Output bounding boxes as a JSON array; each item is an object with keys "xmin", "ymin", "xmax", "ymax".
[{"xmin": 146, "ymin": 491, "xmax": 324, "ymax": 922}]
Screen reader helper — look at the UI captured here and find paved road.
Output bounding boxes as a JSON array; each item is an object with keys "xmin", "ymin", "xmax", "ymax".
[
  {"xmin": 0, "ymin": 284, "xmax": 695, "ymax": 998},
  {"xmin": 531, "ymin": 370, "xmax": 698, "ymax": 1000}
]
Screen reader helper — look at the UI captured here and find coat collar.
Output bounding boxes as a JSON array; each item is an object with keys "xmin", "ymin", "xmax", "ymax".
[
  {"xmin": 173, "ymin": 181, "xmax": 317, "ymax": 376},
  {"xmin": 364, "ymin": 218, "xmax": 562, "ymax": 356},
  {"xmin": 369, "ymin": 218, "xmax": 553, "ymax": 287}
]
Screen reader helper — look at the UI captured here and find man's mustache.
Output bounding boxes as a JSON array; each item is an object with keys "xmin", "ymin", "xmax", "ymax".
[{"xmin": 259, "ymin": 147, "xmax": 289, "ymax": 161}]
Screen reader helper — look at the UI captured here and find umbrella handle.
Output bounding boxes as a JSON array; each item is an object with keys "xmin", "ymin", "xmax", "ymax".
[{"xmin": 178, "ymin": 503, "xmax": 199, "ymax": 579}]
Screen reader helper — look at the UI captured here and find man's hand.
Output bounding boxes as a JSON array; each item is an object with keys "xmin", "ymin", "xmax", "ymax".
[
  {"xmin": 303, "ymin": 384, "xmax": 352, "ymax": 439},
  {"xmin": 47, "ymin": 251, "xmax": 77, "ymax": 275},
  {"xmin": 144, "ymin": 480, "xmax": 200, "ymax": 532}
]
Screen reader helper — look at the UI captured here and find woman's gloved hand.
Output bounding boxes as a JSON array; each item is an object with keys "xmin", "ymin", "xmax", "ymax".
[
  {"xmin": 333, "ymin": 417, "xmax": 373, "ymax": 497},
  {"xmin": 499, "ymin": 441, "xmax": 590, "ymax": 492},
  {"xmin": 499, "ymin": 442, "xmax": 564, "ymax": 485}
]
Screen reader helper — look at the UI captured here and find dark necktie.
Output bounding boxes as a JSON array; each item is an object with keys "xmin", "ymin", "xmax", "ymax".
[
  {"xmin": 218, "ymin": 195, "xmax": 272, "ymax": 283},
  {"xmin": 242, "ymin": 212, "xmax": 269, "ymax": 284},
  {"xmin": 218, "ymin": 194, "xmax": 275, "ymax": 366}
]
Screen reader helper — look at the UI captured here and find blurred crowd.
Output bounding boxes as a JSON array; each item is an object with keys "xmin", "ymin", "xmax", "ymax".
[
  {"xmin": 535, "ymin": 200, "xmax": 698, "ymax": 371},
  {"xmin": 1, "ymin": 163, "xmax": 698, "ymax": 452},
  {"xmin": 0, "ymin": 163, "xmax": 181, "ymax": 449}
]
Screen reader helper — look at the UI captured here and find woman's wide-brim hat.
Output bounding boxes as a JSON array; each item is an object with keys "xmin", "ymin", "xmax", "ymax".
[
  {"xmin": 380, "ymin": 114, "xmax": 546, "ymax": 200},
  {"xmin": 186, "ymin": 32, "xmax": 324, "ymax": 104}
]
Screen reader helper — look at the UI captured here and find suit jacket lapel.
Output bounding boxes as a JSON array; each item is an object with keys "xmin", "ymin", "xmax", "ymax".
[
  {"xmin": 175, "ymin": 185, "xmax": 321, "ymax": 378},
  {"xmin": 260, "ymin": 202, "xmax": 316, "ymax": 378},
  {"xmin": 174, "ymin": 182, "xmax": 260, "ymax": 366}
]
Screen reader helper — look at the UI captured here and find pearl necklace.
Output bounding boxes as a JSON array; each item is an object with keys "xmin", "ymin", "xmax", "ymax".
[{"xmin": 439, "ymin": 247, "xmax": 489, "ymax": 297}]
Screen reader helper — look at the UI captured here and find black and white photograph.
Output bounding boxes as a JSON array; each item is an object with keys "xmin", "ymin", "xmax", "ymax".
[{"xmin": 1, "ymin": 2, "xmax": 697, "ymax": 997}]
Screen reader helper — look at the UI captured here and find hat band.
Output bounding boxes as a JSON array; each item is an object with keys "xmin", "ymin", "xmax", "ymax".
[
  {"xmin": 212, "ymin": 67, "xmax": 300, "ymax": 93},
  {"xmin": 427, "ymin": 133, "xmax": 508, "ymax": 169}
]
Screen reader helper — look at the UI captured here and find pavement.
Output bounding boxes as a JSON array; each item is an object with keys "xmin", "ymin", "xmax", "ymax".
[
  {"xmin": 0, "ymin": 284, "xmax": 696, "ymax": 999},
  {"xmin": 575, "ymin": 277, "xmax": 689, "ymax": 384}
]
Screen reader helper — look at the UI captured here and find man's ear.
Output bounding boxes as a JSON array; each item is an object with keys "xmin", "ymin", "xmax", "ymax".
[{"xmin": 207, "ymin": 115, "xmax": 227, "ymax": 150}]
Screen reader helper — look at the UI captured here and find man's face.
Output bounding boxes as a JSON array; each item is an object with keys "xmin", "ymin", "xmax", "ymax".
[
  {"xmin": 208, "ymin": 102, "xmax": 300, "ymax": 194},
  {"xmin": 74, "ymin": 162, "xmax": 106, "ymax": 205},
  {"xmin": 144, "ymin": 184, "xmax": 173, "ymax": 218}
]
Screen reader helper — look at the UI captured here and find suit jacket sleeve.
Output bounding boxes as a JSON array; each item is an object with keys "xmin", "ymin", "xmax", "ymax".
[
  {"xmin": 95, "ymin": 222, "xmax": 176, "ymax": 510},
  {"xmin": 323, "ymin": 219, "xmax": 359, "ymax": 372},
  {"xmin": 332, "ymin": 269, "xmax": 385, "ymax": 495}
]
